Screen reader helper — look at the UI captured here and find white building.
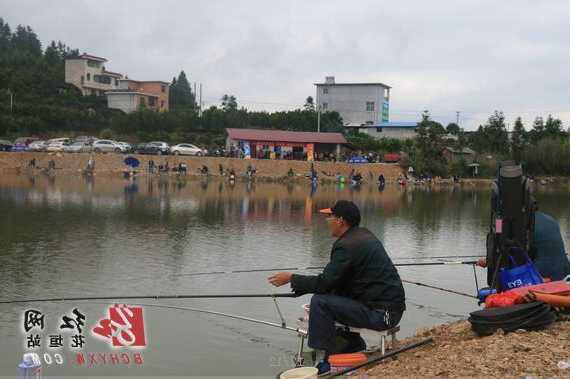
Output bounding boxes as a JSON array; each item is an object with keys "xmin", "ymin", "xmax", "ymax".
[
  {"xmin": 314, "ymin": 76, "xmax": 391, "ymax": 127},
  {"xmin": 345, "ymin": 122, "xmax": 418, "ymax": 140},
  {"xmin": 65, "ymin": 54, "xmax": 122, "ymax": 96}
]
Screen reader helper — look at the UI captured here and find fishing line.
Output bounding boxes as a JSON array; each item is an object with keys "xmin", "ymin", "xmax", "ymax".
[{"xmin": 177, "ymin": 260, "xmax": 479, "ymax": 278}]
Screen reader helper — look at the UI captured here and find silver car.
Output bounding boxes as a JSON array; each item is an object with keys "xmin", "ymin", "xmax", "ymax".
[
  {"xmin": 28, "ymin": 140, "xmax": 47, "ymax": 152},
  {"xmin": 92, "ymin": 140, "xmax": 122, "ymax": 153},
  {"xmin": 63, "ymin": 141, "xmax": 93, "ymax": 153}
]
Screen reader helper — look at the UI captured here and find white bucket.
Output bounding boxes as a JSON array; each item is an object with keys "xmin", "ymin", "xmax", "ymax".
[{"xmin": 280, "ymin": 367, "xmax": 318, "ymax": 379}]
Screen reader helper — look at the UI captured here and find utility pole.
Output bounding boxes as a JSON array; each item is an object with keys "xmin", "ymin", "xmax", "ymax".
[
  {"xmin": 317, "ymin": 104, "xmax": 321, "ymax": 133},
  {"xmin": 456, "ymin": 111, "xmax": 460, "ymax": 126},
  {"xmin": 199, "ymin": 83, "xmax": 202, "ymax": 117}
]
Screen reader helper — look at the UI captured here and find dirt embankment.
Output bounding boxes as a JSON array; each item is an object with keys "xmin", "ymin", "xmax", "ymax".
[
  {"xmin": 0, "ymin": 152, "xmax": 404, "ymax": 180},
  {"xmin": 367, "ymin": 319, "xmax": 570, "ymax": 377}
]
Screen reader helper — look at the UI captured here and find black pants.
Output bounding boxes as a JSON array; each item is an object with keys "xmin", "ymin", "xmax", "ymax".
[{"xmin": 308, "ymin": 294, "xmax": 403, "ymax": 353}]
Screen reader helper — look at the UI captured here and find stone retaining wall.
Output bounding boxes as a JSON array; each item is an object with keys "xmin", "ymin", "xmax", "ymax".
[{"xmin": 0, "ymin": 152, "xmax": 403, "ymax": 180}]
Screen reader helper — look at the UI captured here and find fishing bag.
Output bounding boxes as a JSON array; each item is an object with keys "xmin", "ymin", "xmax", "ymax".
[
  {"xmin": 498, "ymin": 253, "xmax": 543, "ymax": 290},
  {"xmin": 486, "ymin": 161, "xmax": 537, "ymax": 290}
]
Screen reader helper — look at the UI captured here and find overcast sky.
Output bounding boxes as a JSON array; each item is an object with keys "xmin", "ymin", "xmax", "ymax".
[{"xmin": 3, "ymin": 0, "xmax": 570, "ymax": 130}]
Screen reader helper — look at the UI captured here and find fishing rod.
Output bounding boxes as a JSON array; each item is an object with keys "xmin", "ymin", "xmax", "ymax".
[
  {"xmin": 326, "ymin": 337, "xmax": 434, "ymax": 378},
  {"xmin": 178, "ymin": 260, "xmax": 479, "ymax": 278},
  {"xmin": 0, "ymin": 292, "xmax": 298, "ymax": 305},
  {"xmin": 83, "ymin": 301, "xmax": 303, "ymax": 334},
  {"xmin": 401, "ymin": 280, "xmax": 476, "ymax": 299}
]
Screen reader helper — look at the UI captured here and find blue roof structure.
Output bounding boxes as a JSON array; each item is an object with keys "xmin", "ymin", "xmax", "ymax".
[{"xmin": 374, "ymin": 121, "xmax": 417, "ymax": 129}]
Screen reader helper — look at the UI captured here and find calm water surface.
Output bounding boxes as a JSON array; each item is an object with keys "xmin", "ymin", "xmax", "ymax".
[{"xmin": 0, "ymin": 175, "xmax": 569, "ymax": 377}]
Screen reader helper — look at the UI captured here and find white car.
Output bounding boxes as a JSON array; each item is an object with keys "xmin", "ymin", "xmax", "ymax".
[
  {"xmin": 170, "ymin": 143, "xmax": 204, "ymax": 156},
  {"xmin": 116, "ymin": 142, "xmax": 132, "ymax": 153},
  {"xmin": 45, "ymin": 138, "xmax": 71, "ymax": 152},
  {"xmin": 92, "ymin": 140, "xmax": 122, "ymax": 153},
  {"xmin": 63, "ymin": 141, "xmax": 92, "ymax": 153},
  {"xmin": 28, "ymin": 140, "xmax": 47, "ymax": 152}
]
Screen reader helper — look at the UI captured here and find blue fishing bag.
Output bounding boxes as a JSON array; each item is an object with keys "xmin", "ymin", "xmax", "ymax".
[{"xmin": 499, "ymin": 254, "xmax": 543, "ymax": 290}]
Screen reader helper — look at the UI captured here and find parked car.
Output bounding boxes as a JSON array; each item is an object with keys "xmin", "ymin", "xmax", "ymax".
[
  {"xmin": 134, "ymin": 143, "xmax": 162, "ymax": 155},
  {"xmin": 12, "ymin": 137, "xmax": 38, "ymax": 152},
  {"xmin": 74, "ymin": 136, "xmax": 98, "ymax": 144},
  {"xmin": 45, "ymin": 138, "xmax": 71, "ymax": 152},
  {"xmin": 92, "ymin": 140, "xmax": 122, "ymax": 153},
  {"xmin": 148, "ymin": 141, "xmax": 170, "ymax": 155},
  {"xmin": 170, "ymin": 143, "xmax": 205, "ymax": 156},
  {"xmin": 28, "ymin": 140, "xmax": 47, "ymax": 152},
  {"xmin": 63, "ymin": 141, "xmax": 93, "ymax": 153},
  {"xmin": 116, "ymin": 142, "xmax": 132, "ymax": 154},
  {"xmin": 0, "ymin": 140, "xmax": 12, "ymax": 152}
]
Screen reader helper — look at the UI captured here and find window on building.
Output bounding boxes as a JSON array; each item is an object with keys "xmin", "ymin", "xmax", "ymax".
[
  {"xmin": 366, "ymin": 102, "xmax": 375, "ymax": 112},
  {"xmin": 322, "ymin": 102, "xmax": 328, "ymax": 111},
  {"xmin": 81, "ymin": 76, "xmax": 84, "ymax": 85},
  {"xmin": 323, "ymin": 87, "xmax": 328, "ymax": 94},
  {"xmin": 115, "ymin": 79, "xmax": 119, "ymax": 86},
  {"xmin": 161, "ymin": 85, "xmax": 166, "ymax": 93},
  {"xmin": 148, "ymin": 97, "xmax": 157, "ymax": 107},
  {"xmin": 86, "ymin": 73, "xmax": 91, "ymax": 81},
  {"xmin": 376, "ymin": 127, "xmax": 383, "ymax": 133}
]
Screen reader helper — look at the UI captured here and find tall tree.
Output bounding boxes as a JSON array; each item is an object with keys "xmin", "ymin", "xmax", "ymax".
[
  {"xmin": 11, "ymin": 24, "xmax": 42, "ymax": 57},
  {"xmin": 544, "ymin": 114, "xmax": 563, "ymax": 139},
  {"xmin": 529, "ymin": 116, "xmax": 545, "ymax": 144},
  {"xmin": 0, "ymin": 18, "xmax": 11, "ymax": 53},
  {"xmin": 511, "ymin": 117, "xmax": 525, "ymax": 164},
  {"xmin": 446, "ymin": 122, "xmax": 460, "ymax": 135},
  {"xmin": 221, "ymin": 94, "xmax": 238, "ymax": 111},
  {"xmin": 303, "ymin": 96, "xmax": 315, "ymax": 111},
  {"xmin": 170, "ymin": 71, "xmax": 196, "ymax": 112},
  {"xmin": 470, "ymin": 111, "xmax": 508, "ymax": 154}
]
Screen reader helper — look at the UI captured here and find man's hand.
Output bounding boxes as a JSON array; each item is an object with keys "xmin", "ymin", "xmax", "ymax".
[
  {"xmin": 268, "ymin": 272, "xmax": 293, "ymax": 287},
  {"xmin": 477, "ymin": 258, "xmax": 487, "ymax": 268}
]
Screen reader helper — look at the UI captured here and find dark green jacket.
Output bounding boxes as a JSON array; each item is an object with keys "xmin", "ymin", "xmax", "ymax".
[
  {"xmin": 290, "ymin": 227, "xmax": 406, "ymax": 311},
  {"xmin": 533, "ymin": 212, "xmax": 570, "ymax": 280}
]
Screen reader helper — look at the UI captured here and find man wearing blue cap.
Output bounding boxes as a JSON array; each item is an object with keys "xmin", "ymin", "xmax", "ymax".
[{"xmin": 268, "ymin": 200, "xmax": 405, "ymax": 371}]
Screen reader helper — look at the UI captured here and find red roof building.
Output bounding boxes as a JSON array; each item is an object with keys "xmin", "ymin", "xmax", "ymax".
[{"xmin": 225, "ymin": 128, "xmax": 346, "ymax": 161}]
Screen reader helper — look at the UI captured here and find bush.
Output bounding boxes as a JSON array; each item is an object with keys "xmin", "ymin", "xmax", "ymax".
[{"xmin": 523, "ymin": 138, "xmax": 570, "ymax": 176}]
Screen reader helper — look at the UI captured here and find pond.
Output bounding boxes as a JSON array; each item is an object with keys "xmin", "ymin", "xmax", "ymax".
[{"xmin": 0, "ymin": 175, "xmax": 568, "ymax": 377}]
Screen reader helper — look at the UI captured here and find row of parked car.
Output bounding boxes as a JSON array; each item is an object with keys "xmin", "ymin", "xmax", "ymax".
[{"xmin": 0, "ymin": 137, "xmax": 207, "ymax": 156}]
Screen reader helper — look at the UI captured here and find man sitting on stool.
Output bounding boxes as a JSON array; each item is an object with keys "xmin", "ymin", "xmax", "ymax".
[{"xmin": 268, "ymin": 200, "xmax": 406, "ymax": 372}]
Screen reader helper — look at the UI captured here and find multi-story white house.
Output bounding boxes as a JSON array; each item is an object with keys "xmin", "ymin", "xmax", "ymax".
[
  {"xmin": 65, "ymin": 53, "xmax": 123, "ymax": 96},
  {"xmin": 314, "ymin": 76, "xmax": 391, "ymax": 127}
]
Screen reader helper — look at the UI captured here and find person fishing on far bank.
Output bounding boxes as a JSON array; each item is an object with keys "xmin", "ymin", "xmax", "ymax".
[{"xmin": 268, "ymin": 200, "xmax": 405, "ymax": 372}]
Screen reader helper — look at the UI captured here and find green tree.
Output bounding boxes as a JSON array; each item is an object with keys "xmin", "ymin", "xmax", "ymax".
[
  {"xmin": 170, "ymin": 71, "xmax": 196, "ymax": 112},
  {"xmin": 11, "ymin": 24, "xmax": 42, "ymax": 57},
  {"xmin": 511, "ymin": 116, "xmax": 525, "ymax": 164},
  {"xmin": 411, "ymin": 111, "xmax": 448, "ymax": 176},
  {"xmin": 446, "ymin": 122, "xmax": 460, "ymax": 135},
  {"xmin": 529, "ymin": 116, "xmax": 545, "ymax": 144},
  {"xmin": 469, "ymin": 111, "xmax": 509, "ymax": 154},
  {"xmin": 303, "ymin": 96, "xmax": 315, "ymax": 111},
  {"xmin": 0, "ymin": 18, "xmax": 11, "ymax": 53},
  {"xmin": 544, "ymin": 114, "xmax": 564, "ymax": 139},
  {"xmin": 221, "ymin": 94, "xmax": 238, "ymax": 111}
]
